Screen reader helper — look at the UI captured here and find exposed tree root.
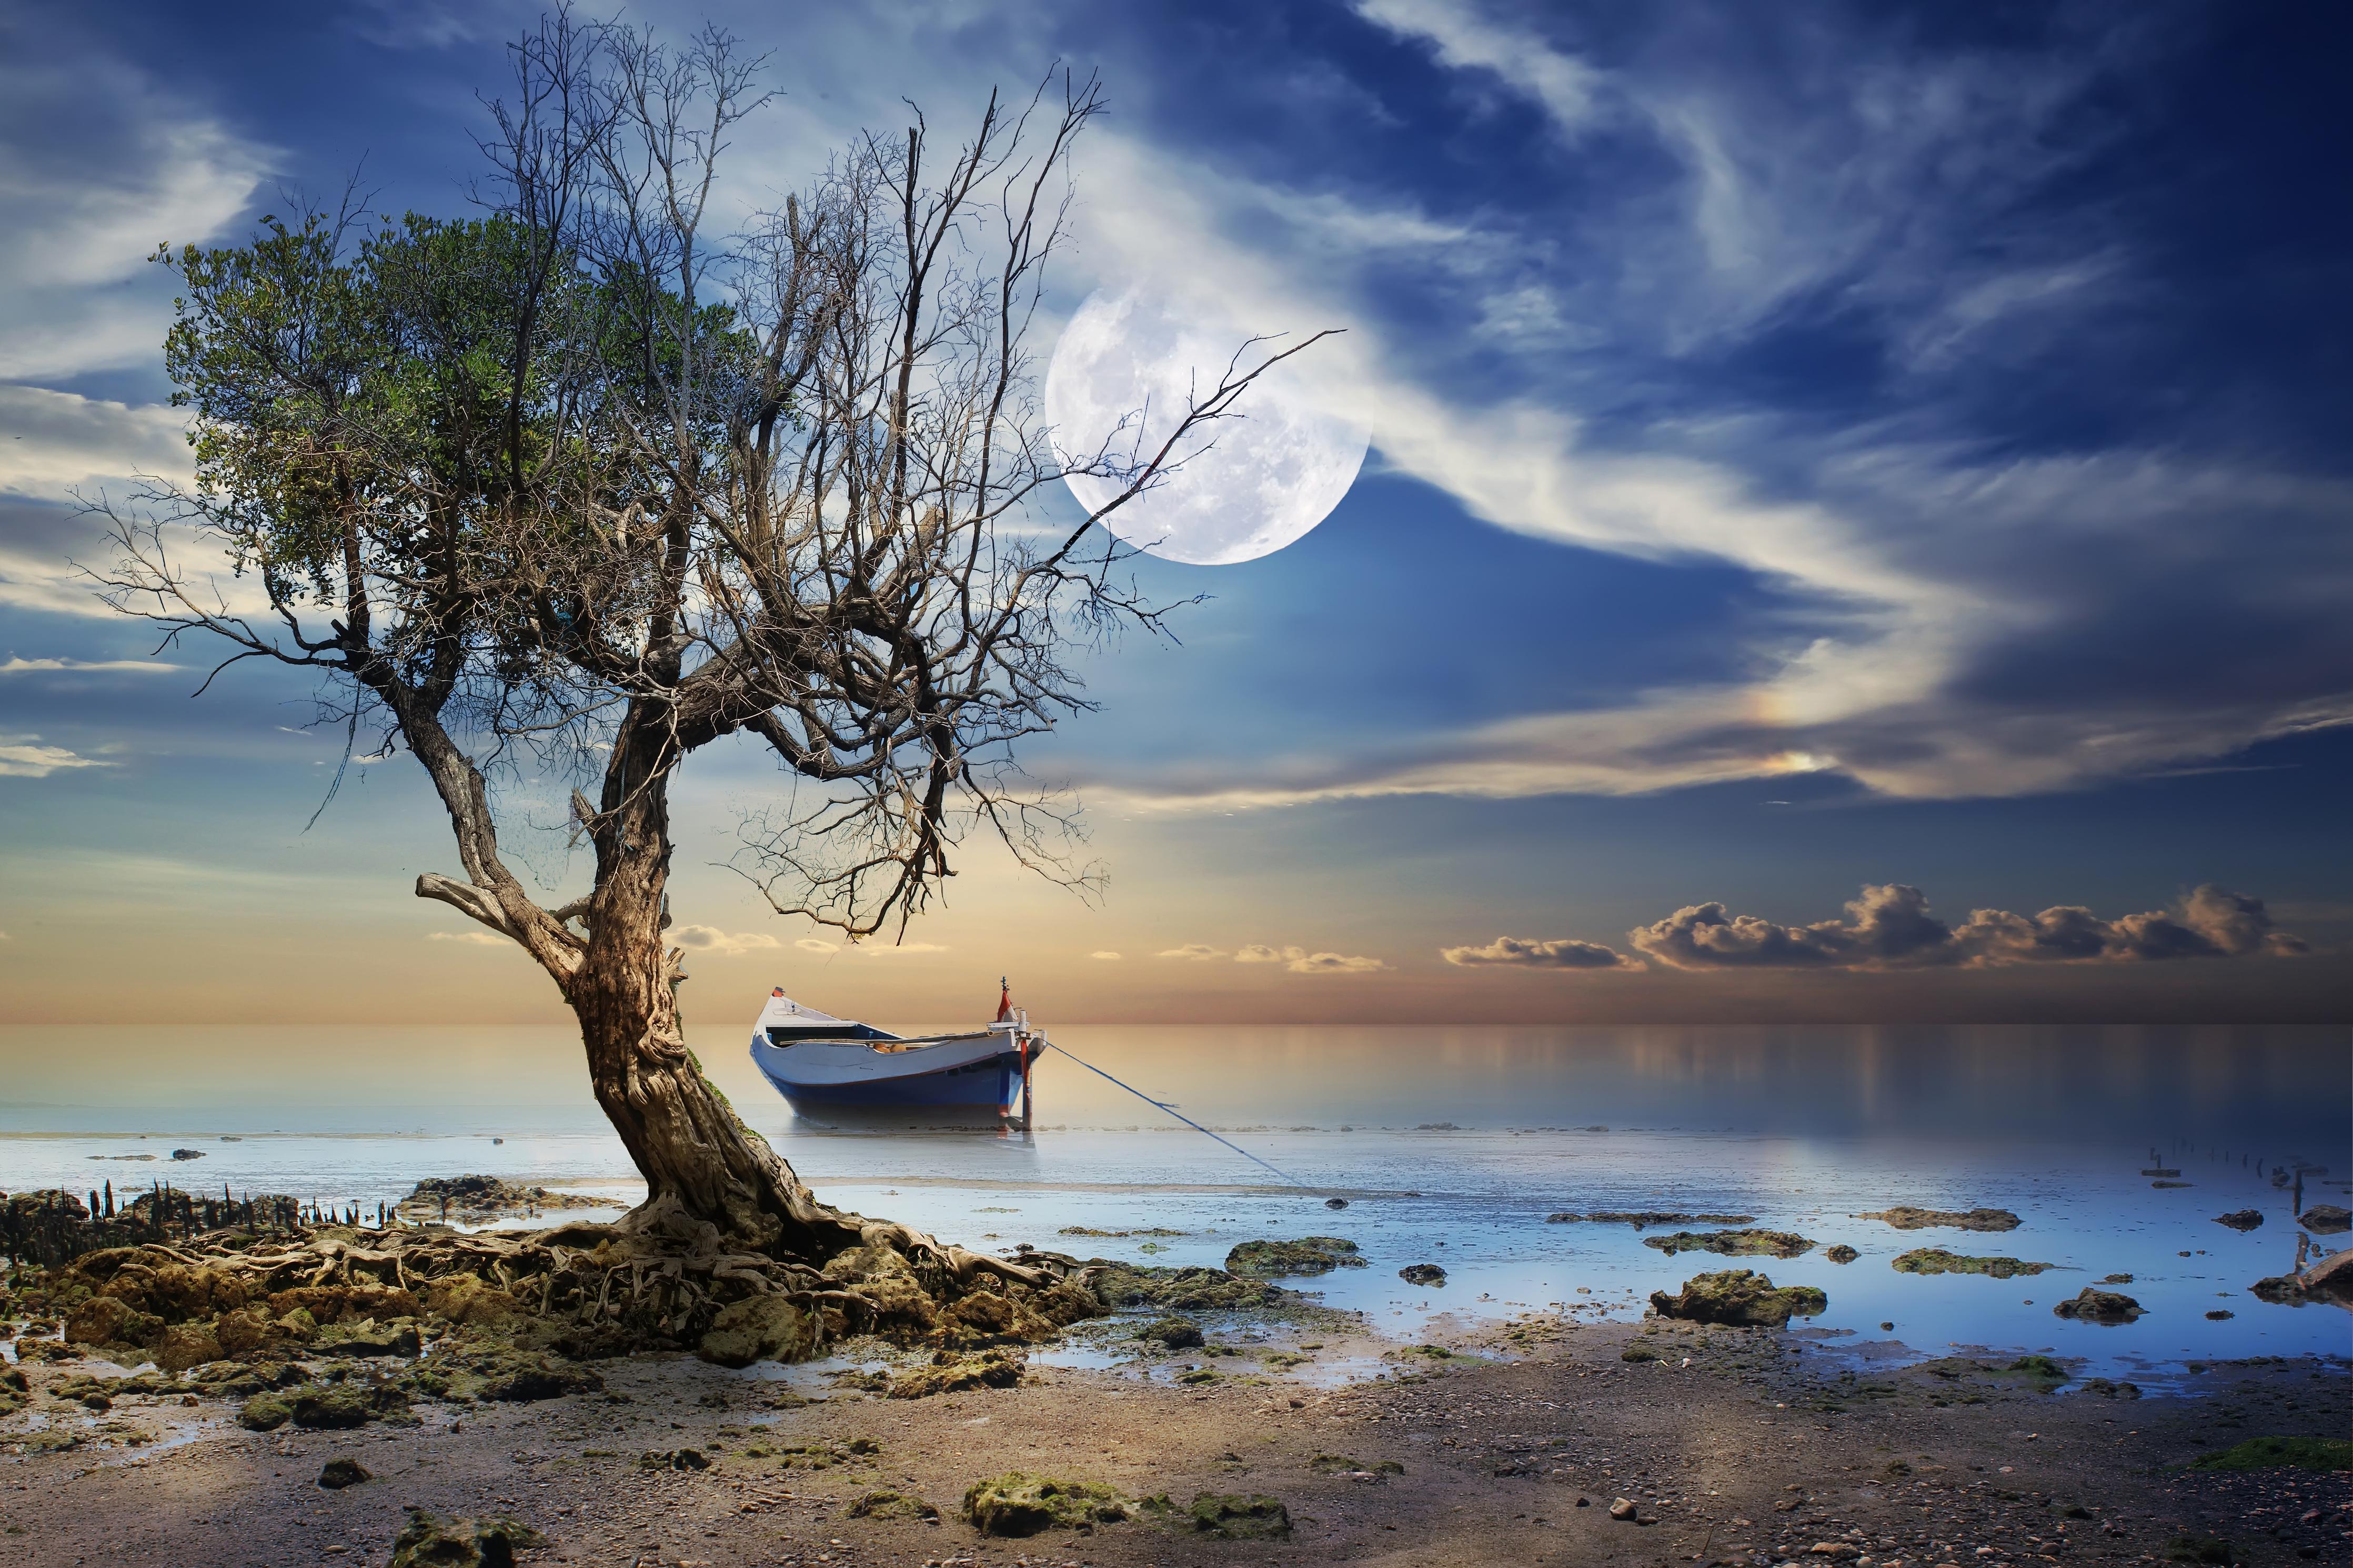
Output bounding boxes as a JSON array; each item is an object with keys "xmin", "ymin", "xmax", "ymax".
[{"xmin": 22, "ymin": 1200, "xmax": 1106, "ymax": 1372}]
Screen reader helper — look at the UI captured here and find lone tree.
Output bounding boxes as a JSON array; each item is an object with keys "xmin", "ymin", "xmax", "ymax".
[{"xmin": 96, "ymin": 16, "xmax": 1318, "ymax": 1262}]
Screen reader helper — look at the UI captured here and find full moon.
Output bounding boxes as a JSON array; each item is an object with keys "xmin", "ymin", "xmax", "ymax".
[{"xmin": 1043, "ymin": 288, "xmax": 1367, "ymax": 565}]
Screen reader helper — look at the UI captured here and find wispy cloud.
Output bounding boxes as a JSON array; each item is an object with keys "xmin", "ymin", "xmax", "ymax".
[
  {"xmin": 0, "ymin": 46, "xmax": 272, "ymax": 380},
  {"xmin": 1352, "ymin": 0, "xmax": 1606, "ymax": 134},
  {"xmin": 1627, "ymin": 884, "xmax": 2310, "ymax": 972},
  {"xmin": 0, "ymin": 655, "xmax": 176, "ymax": 674},
  {"xmin": 1162, "ymin": 942, "xmax": 1389, "ymax": 975},
  {"xmin": 1088, "ymin": 950, "xmax": 1123, "ymax": 960},
  {"xmin": 0, "ymin": 386, "xmax": 192, "ymax": 502},
  {"xmin": 692, "ymin": 928, "xmax": 950, "ymax": 959},
  {"xmin": 425, "ymin": 930, "xmax": 506, "ymax": 947},
  {"xmin": 0, "ymin": 736, "xmax": 109, "ymax": 778}
]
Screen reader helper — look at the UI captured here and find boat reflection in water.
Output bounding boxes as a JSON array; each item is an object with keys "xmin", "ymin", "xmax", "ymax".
[{"xmin": 747, "ymin": 979, "xmax": 1041, "ymax": 1134}]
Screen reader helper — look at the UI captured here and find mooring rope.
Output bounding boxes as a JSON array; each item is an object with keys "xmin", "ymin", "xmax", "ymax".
[{"xmin": 1041, "ymin": 1041, "xmax": 1312, "ymax": 1191}]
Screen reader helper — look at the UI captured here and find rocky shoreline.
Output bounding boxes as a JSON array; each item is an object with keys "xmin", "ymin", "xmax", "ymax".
[
  {"xmin": 2, "ymin": 1281, "xmax": 2345, "ymax": 1568},
  {"xmin": 1, "ymin": 1191, "xmax": 2347, "ymax": 1568}
]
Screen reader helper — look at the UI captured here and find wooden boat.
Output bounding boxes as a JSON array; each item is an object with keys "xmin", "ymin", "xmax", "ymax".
[{"xmin": 746, "ymin": 979, "xmax": 1041, "ymax": 1125}]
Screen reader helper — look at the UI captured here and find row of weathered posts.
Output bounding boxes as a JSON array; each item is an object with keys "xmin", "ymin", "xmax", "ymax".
[{"xmin": 0, "ymin": 1181, "xmax": 398, "ymax": 1269}]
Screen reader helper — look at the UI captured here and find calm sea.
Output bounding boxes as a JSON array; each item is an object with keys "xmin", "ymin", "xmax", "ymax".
[{"xmin": 4, "ymin": 1023, "xmax": 2347, "ymax": 1382}]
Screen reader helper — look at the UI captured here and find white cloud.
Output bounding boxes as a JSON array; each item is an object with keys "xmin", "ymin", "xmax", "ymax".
[
  {"xmin": 1282, "ymin": 950, "xmax": 1389, "ymax": 975},
  {"xmin": 1088, "ymin": 950, "xmax": 1123, "ymax": 960},
  {"xmin": 1165, "ymin": 941, "xmax": 1389, "ymax": 975},
  {"xmin": 850, "ymin": 942, "xmax": 950, "ymax": 958},
  {"xmin": 796, "ymin": 937, "xmax": 841, "ymax": 955},
  {"xmin": 1440, "ymin": 936, "xmax": 1643, "ymax": 971},
  {"xmin": 425, "ymin": 930, "xmax": 506, "ymax": 947},
  {"xmin": 1627, "ymin": 884, "xmax": 2310, "ymax": 971},
  {"xmin": 0, "ymin": 656, "xmax": 176, "ymax": 675},
  {"xmin": 0, "ymin": 386, "xmax": 193, "ymax": 503},
  {"xmin": 1055, "ymin": 110, "xmax": 2353, "ymax": 806},
  {"xmin": 0, "ymin": 736, "xmax": 108, "ymax": 777},
  {"xmin": 672, "ymin": 925, "xmax": 785, "ymax": 956},
  {"xmin": 0, "ymin": 49, "xmax": 273, "ymax": 380},
  {"xmin": 1353, "ymin": 0, "xmax": 1605, "ymax": 134}
]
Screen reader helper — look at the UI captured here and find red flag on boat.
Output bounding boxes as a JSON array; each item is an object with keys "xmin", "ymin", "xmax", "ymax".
[{"xmin": 996, "ymin": 976, "xmax": 1013, "ymax": 1023}]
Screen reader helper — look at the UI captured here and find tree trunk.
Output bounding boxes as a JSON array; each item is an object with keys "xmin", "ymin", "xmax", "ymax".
[{"xmin": 574, "ymin": 717, "xmax": 862, "ymax": 1260}]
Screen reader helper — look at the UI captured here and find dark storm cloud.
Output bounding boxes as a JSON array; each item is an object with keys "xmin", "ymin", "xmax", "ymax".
[{"xmin": 1628, "ymin": 884, "xmax": 2310, "ymax": 972}]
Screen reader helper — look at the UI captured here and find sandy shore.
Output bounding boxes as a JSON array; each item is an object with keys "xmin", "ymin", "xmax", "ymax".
[{"xmin": 4, "ymin": 1307, "xmax": 2345, "ymax": 1568}]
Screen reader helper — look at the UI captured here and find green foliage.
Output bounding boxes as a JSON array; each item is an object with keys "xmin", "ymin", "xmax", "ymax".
[
  {"xmin": 153, "ymin": 209, "xmax": 759, "ymax": 690},
  {"xmin": 2187, "ymin": 1435, "xmax": 2352, "ymax": 1472}
]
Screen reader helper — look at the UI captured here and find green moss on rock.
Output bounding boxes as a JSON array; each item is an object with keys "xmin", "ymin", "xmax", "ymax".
[
  {"xmin": 2187, "ymin": 1435, "xmax": 2352, "ymax": 1472},
  {"xmin": 389, "ymin": 1508, "xmax": 546, "ymax": 1568},
  {"xmin": 1892, "ymin": 1248, "xmax": 2052, "ymax": 1279},
  {"xmin": 888, "ymin": 1349, "xmax": 1024, "ymax": 1399},
  {"xmin": 1184, "ymin": 1494, "xmax": 1292, "ymax": 1539},
  {"xmin": 846, "ymin": 1489, "xmax": 939, "ymax": 1520},
  {"xmin": 1648, "ymin": 1270, "xmax": 1827, "ymax": 1328},
  {"xmin": 1133, "ymin": 1316, "xmax": 1204, "ymax": 1350},
  {"xmin": 1642, "ymin": 1229, "xmax": 1816, "ymax": 1259},
  {"xmin": 1224, "ymin": 1238, "xmax": 1365, "ymax": 1278},
  {"xmin": 1857, "ymin": 1206, "xmax": 2020, "ymax": 1232},
  {"xmin": 961, "ymin": 1472, "xmax": 1128, "ymax": 1536},
  {"xmin": 2052, "ymin": 1287, "xmax": 2144, "ymax": 1322}
]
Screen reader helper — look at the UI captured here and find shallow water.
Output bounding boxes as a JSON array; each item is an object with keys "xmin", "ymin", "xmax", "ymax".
[{"xmin": 3, "ymin": 1023, "xmax": 2346, "ymax": 1381}]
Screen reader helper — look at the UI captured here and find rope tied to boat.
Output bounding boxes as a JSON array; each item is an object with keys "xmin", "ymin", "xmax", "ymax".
[{"xmin": 1039, "ymin": 1041, "xmax": 1312, "ymax": 1191}]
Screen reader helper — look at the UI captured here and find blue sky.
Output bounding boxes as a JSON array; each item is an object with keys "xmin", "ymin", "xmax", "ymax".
[{"xmin": 0, "ymin": 0, "xmax": 2347, "ymax": 1024}]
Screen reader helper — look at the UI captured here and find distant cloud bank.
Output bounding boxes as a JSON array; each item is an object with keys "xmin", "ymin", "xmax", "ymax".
[
  {"xmin": 1440, "ymin": 935, "xmax": 1642, "ymax": 970},
  {"xmin": 1445, "ymin": 884, "xmax": 2308, "ymax": 975},
  {"xmin": 1157, "ymin": 942, "xmax": 1389, "ymax": 974}
]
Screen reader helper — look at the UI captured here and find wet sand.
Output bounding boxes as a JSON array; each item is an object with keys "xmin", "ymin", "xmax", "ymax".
[{"xmin": 5, "ymin": 1313, "xmax": 2345, "ymax": 1567}]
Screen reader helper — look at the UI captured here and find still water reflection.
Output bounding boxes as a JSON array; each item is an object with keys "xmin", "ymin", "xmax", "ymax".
[{"xmin": 3, "ymin": 1024, "xmax": 2345, "ymax": 1379}]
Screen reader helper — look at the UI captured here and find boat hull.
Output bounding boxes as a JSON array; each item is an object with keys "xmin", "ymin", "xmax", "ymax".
[{"xmin": 749, "ymin": 1035, "xmax": 1031, "ymax": 1112}]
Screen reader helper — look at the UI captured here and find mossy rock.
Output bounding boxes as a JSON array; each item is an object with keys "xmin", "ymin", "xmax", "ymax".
[
  {"xmin": 239, "ymin": 1391, "xmax": 318, "ymax": 1430},
  {"xmin": 1857, "ymin": 1206, "xmax": 2020, "ymax": 1232},
  {"xmin": 1824, "ymin": 1245, "xmax": 1859, "ymax": 1264},
  {"xmin": 961, "ymin": 1471, "xmax": 1128, "ymax": 1536},
  {"xmin": 888, "ymin": 1348, "xmax": 1024, "ymax": 1399},
  {"xmin": 1134, "ymin": 1317, "xmax": 1204, "ymax": 1349},
  {"xmin": 845, "ymin": 1489, "xmax": 938, "ymax": 1520},
  {"xmin": 2187, "ymin": 1435, "xmax": 2352, "ymax": 1472},
  {"xmin": 1893, "ymin": 1248, "xmax": 2052, "ymax": 1279},
  {"xmin": 291, "ymin": 1381, "xmax": 412, "ymax": 1429},
  {"xmin": 1307, "ymin": 1453, "xmax": 1402, "ymax": 1476},
  {"xmin": 697, "ymin": 1294, "xmax": 821, "ymax": 1369},
  {"xmin": 318, "ymin": 1456, "xmax": 373, "ymax": 1489},
  {"xmin": 637, "ymin": 1449, "xmax": 710, "ymax": 1471},
  {"xmin": 1397, "ymin": 1263, "xmax": 1447, "ymax": 1286},
  {"xmin": 1648, "ymin": 1270, "xmax": 1826, "ymax": 1328},
  {"xmin": 390, "ymin": 1508, "xmax": 546, "ymax": 1568},
  {"xmin": 2052, "ymin": 1287, "xmax": 2143, "ymax": 1322},
  {"xmin": 1548, "ymin": 1211, "xmax": 1755, "ymax": 1228},
  {"xmin": 2008, "ymin": 1354, "xmax": 2070, "ymax": 1384},
  {"xmin": 1184, "ymin": 1493, "xmax": 1292, "ymax": 1539},
  {"xmin": 463, "ymin": 1349, "xmax": 605, "ymax": 1402},
  {"xmin": 2164, "ymin": 1536, "xmax": 2234, "ymax": 1566},
  {"xmin": 1224, "ymin": 1238, "xmax": 1365, "ymax": 1278},
  {"xmin": 1620, "ymin": 1346, "xmax": 1658, "ymax": 1363},
  {"xmin": 1642, "ymin": 1228, "xmax": 1815, "ymax": 1259},
  {"xmin": 315, "ymin": 1317, "xmax": 424, "ymax": 1358},
  {"xmin": 1089, "ymin": 1265, "xmax": 1288, "ymax": 1312}
]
